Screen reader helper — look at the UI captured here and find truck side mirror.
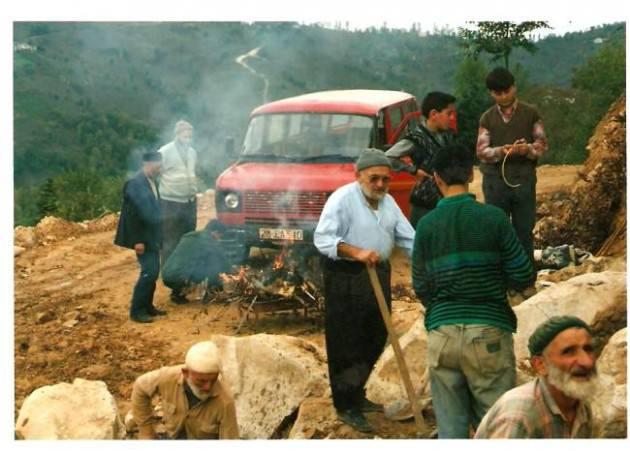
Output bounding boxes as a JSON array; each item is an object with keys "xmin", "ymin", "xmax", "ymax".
[{"xmin": 225, "ymin": 136, "xmax": 235, "ymax": 157}]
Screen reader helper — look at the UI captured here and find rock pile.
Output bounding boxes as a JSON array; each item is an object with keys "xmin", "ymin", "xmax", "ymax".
[{"xmin": 535, "ymin": 95, "xmax": 626, "ymax": 254}]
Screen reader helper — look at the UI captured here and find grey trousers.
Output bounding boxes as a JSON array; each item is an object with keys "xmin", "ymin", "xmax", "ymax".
[{"xmin": 427, "ymin": 324, "xmax": 516, "ymax": 438}]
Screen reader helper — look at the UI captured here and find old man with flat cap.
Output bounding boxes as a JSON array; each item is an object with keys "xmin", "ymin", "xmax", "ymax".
[
  {"xmin": 314, "ymin": 148, "xmax": 415, "ymax": 433},
  {"xmin": 115, "ymin": 151, "xmax": 165, "ymax": 323},
  {"xmin": 475, "ymin": 315, "xmax": 597, "ymax": 438}
]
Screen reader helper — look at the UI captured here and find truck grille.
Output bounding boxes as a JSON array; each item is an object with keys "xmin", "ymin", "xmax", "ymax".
[{"xmin": 243, "ymin": 191, "xmax": 328, "ymax": 216}]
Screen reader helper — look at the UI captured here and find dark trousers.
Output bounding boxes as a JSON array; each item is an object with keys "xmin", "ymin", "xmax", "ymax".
[
  {"xmin": 322, "ymin": 258, "xmax": 391, "ymax": 411},
  {"xmin": 160, "ymin": 198, "xmax": 197, "ymax": 291},
  {"xmin": 130, "ymin": 249, "xmax": 160, "ymax": 317},
  {"xmin": 482, "ymin": 174, "xmax": 537, "ymax": 267}
]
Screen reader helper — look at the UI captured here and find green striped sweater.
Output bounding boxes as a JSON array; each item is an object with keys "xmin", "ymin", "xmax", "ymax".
[{"xmin": 412, "ymin": 193, "xmax": 535, "ymax": 332}]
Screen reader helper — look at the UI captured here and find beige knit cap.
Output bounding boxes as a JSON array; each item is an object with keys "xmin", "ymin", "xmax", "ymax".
[
  {"xmin": 174, "ymin": 120, "xmax": 193, "ymax": 135},
  {"xmin": 185, "ymin": 341, "xmax": 221, "ymax": 374}
]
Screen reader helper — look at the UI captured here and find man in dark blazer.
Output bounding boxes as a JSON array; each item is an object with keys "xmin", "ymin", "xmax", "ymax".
[{"xmin": 115, "ymin": 151, "xmax": 165, "ymax": 323}]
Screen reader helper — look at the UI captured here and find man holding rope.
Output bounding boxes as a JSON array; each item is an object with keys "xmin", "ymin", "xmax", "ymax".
[
  {"xmin": 476, "ymin": 67, "xmax": 547, "ymax": 297},
  {"xmin": 314, "ymin": 149, "xmax": 415, "ymax": 433}
]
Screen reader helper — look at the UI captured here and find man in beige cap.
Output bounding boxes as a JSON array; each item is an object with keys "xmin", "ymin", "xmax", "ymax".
[
  {"xmin": 131, "ymin": 341, "xmax": 239, "ymax": 439},
  {"xmin": 158, "ymin": 120, "xmax": 199, "ymax": 305}
]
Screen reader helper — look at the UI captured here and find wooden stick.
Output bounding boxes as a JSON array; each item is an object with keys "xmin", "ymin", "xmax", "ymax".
[
  {"xmin": 366, "ymin": 265, "xmax": 426, "ymax": 433},
  {"xmin": 235, "ymin": 296, "xmax": 258, "ymax": 334}
]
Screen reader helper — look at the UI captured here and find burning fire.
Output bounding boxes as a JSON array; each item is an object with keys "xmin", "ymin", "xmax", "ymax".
[{"xmin": 273, "ymin": 247, "xmax": 288, "ymax": 270}]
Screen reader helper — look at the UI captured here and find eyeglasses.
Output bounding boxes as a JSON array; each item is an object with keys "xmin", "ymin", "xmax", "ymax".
[{"xmin": 368, "ymin": 175, "xmax": 391, "ymax": 184}]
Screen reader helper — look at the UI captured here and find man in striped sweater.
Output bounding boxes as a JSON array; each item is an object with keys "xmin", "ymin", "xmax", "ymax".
[{"xmin": 412, "ymin": 143, "xmax": 535, "ymax": 438}]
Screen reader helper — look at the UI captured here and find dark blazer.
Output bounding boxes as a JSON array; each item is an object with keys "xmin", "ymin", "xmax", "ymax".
[{"xmin": 114, "ymin": 171, "xmax": 162, "ymax": 251}]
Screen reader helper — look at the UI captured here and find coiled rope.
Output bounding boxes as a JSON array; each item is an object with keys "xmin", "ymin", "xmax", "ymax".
[{"xmin": 501, "ymin": 147, "xmax": 522, "ymax": 188}]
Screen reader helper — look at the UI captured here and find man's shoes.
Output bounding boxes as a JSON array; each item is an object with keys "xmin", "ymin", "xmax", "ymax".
[
  {"xmin": 130, "ymin": 313, "xmax": 154, "ymax": 323},
  {"xmin": 337, "ymin": 409, "xmax": 373, "ymax": 433},
  {"xmin": 148, "ymin": 307, "xmax": 167, "ymax": 316},
  {"xmin": 170, "ymin": 292, "xmax": 189, "ymax": 305},
  {"xmin": 360, "ymin": 397, "xmax": 384, "ymax": 413}
]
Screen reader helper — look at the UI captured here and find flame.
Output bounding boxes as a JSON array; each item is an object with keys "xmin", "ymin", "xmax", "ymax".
[
  {"xmin": 273, "ymin": 247, "xmax": 287, "ymax": 270},
  {"xmin": 219, "ymin": 266, "xmax": 248, "ymax": 283}
]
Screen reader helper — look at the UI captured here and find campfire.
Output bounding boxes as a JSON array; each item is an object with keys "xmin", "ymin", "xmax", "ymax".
[{"xmin": 212, "ymin": 246, "xmax": 324, "ymax": 325}]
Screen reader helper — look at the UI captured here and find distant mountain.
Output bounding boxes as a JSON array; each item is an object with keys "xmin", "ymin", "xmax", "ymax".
[{"xmin": 13, "ymin": 21, "xmax": 625, "ymax": 224}]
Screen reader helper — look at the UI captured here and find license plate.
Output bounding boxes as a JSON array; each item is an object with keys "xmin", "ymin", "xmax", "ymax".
[{"xmin": 258, "ymin": 228, "xmax": 304, "ymax": 241}]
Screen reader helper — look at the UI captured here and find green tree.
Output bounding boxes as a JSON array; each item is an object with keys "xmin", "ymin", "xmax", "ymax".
[
  {"xmin": 458, "ymin": 21, "xmax": 550, "ymax": 69},
  {"xmin": 572, "ymin": 40, "xmax": 626, "ymax": 112},
  {"xmin": 36, "ymin": 178, "xmax": 57, "ymax": 217},
  {"xmin": 453, "ymin": 57, "xmax": 492, "ymax": 151}
]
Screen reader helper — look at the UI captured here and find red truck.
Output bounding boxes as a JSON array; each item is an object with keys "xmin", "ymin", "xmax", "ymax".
[{"xmin": 215, "ymin": 89, "xmax": 421, "ymax": 264}]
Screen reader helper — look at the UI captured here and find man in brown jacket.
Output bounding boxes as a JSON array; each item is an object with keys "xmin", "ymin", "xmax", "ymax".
[{"xmin": 131, "ymin": 341, "xmax": 239, "ymax": 439}]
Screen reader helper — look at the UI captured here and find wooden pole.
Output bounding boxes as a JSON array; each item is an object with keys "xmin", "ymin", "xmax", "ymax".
[{"xmin": 366, "ymin": 265, "xmax": 426, "ymax": 433}]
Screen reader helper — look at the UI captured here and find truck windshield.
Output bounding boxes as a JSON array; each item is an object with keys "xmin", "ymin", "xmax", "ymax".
[{"xmin": 241, "ymin": 113, "xmax": 374, "ymax": 161}]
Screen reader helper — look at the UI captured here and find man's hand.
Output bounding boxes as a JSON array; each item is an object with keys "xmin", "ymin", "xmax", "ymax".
[
  {"xmin": 134, "ymin": 243, "xmax": 145, "ymax": 256},
  {"xmin": 504, "ymin": 139, "xmax": 529, "ymax": 156},
  {"xmin": 354, "ymin": 249, "xmax": 381, "ymax": 267},
  {"xmin": 415, "ymin": 168, "xmax": 431, "ymax": 182}
]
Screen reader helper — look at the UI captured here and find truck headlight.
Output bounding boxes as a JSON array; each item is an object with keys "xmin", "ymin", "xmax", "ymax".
[{"xmin": 224, "ymin": 193, "xmax": 240, "ymax": 209}]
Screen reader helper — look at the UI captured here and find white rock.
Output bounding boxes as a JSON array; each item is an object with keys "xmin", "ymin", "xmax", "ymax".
[
  {"xmin": 591, "ymin": 328, "xmax": 626, "ymax": 438},
  {"xmin": 209, "ymin": 333, "xmax": 328, "ymax": 439},
  {"xmin": 365, "ymin": 317, "xmax": 429, "ymax": 406},
  {"xmin": 15, "ymin": 378, "xmax": 125, "ymax": 439},
  {"xmin": 513, "ymin": 271, "xmax": 626, "ymax": 363}
]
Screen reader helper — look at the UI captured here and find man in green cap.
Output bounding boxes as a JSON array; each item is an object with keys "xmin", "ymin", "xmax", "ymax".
[
  {"xmin": 314, "ymin": 148, "xmax": 415, "ymax": 434},
  {"xmin": 475, "ymin": 315, "xmax": 597, "ymax": 438}
]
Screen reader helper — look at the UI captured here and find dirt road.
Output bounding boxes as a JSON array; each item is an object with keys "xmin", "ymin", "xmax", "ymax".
[{"xmin": 13, "ymin": 164, "xmax": 580, "ymax": 433}]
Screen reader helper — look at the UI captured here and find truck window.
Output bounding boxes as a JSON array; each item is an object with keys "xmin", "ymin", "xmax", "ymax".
[
  {"xmin": 389, "ymin": 106, "xmax": 403, "ymax": 133},
  {"xmin": 242, "ymin": 113, "xmax": 374, "ymax": 160}
]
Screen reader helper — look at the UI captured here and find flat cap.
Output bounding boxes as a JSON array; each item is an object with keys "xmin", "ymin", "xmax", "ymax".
[
  {"xmin": 142, "ymin": 151, "xmax": 162, "ymax": 162},
  {"xmin": 356, "ymin": 148, "xmax": 392, "ymax": 171},
  {"xmin": 528, "ymin": 315, "xmax": 591, "ymax": 356}
]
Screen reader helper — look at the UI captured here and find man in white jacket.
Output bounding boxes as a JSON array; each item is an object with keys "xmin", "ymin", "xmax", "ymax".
[{"xmin": 158, "ymin": 120, "xmax": 198, "ymax": 304}]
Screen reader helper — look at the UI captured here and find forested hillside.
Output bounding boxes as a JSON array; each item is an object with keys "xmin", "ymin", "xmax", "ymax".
[{"xmin": 13, "ymin": 22, "xmax": 626, "ymax": 225}]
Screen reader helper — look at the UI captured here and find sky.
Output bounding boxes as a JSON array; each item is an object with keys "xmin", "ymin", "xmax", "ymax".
[{"xmin": 1, "ymin": 0, "xmax": 628, "ymax": 449}]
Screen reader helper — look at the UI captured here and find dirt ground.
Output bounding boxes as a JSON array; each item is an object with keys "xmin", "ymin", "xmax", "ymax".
[{"xmin": 13, "ymin": 164, "xmax": 582, "ymax": 435}]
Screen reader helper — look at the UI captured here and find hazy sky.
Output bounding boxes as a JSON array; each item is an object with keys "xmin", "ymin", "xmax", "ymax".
[{"xmin": 3, "ymin": 0, "xmax": 624, "ymax": 30}]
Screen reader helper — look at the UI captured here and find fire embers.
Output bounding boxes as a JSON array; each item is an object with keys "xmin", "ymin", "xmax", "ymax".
[{"xmin": 216, "ymin": 246, "xmax": 323, "ymax": 322}]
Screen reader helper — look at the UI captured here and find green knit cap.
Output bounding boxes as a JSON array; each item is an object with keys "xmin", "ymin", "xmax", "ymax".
[
  {"xmin": 356, "ymin": 148, "xmax": 392, "ymax": 171},
  {"xmin": 528, "ymin": 315, "xmax": 591, "ymax": 356}
]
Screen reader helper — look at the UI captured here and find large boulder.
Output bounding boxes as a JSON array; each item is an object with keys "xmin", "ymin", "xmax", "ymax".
[
  {"xmin": 15, "ymin": 378, "xmax": 125, "ymax": 439},
  {"xmin": 513, "ymin": 271, "xmax": 627, "ymax": 365},
  {"xmin": 209, "ymin": 333, "xmax": 328, "ymax": 439},
  {"xmin": 365, "ymin": 317, "xmax": 429, "ymax": 407},
  {"xmin": 591, "ymin": 328, "xmax": 627, "ymax": 438}
]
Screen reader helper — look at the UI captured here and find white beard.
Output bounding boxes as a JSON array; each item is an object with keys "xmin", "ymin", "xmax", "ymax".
[
  {"xmin": 187, "ymin": 381, "xmax": 211, "ymax": 401},
  {"xmin": 545, "ymin": 361, "xmax": 599, "ymax": 402},
  {"xmin": 359, "ymin": 184, "xmax": 386, "ymax": 202}
]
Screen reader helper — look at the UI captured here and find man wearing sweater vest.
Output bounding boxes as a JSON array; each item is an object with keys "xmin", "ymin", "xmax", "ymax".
[
  {"xmin": 158, "ymin": 120, "xmax": 199, "ymax": 305},
  {"xmin": 412, "ymin": 144, "xmax": 535, "ymax": 438},
  {"xmin": 476, "ymin": 67, "xmax": 547, "ymax": 295}
]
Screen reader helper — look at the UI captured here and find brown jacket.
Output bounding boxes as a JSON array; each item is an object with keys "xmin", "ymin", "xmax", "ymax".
[{"xmin": 131, "ymin": 365, "xmax": 239, "ymax": 439}]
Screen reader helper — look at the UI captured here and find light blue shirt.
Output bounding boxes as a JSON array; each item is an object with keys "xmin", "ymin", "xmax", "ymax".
[{"xmin": 314, "ymin": 181, "xmax": 415, "ymax": 261}]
